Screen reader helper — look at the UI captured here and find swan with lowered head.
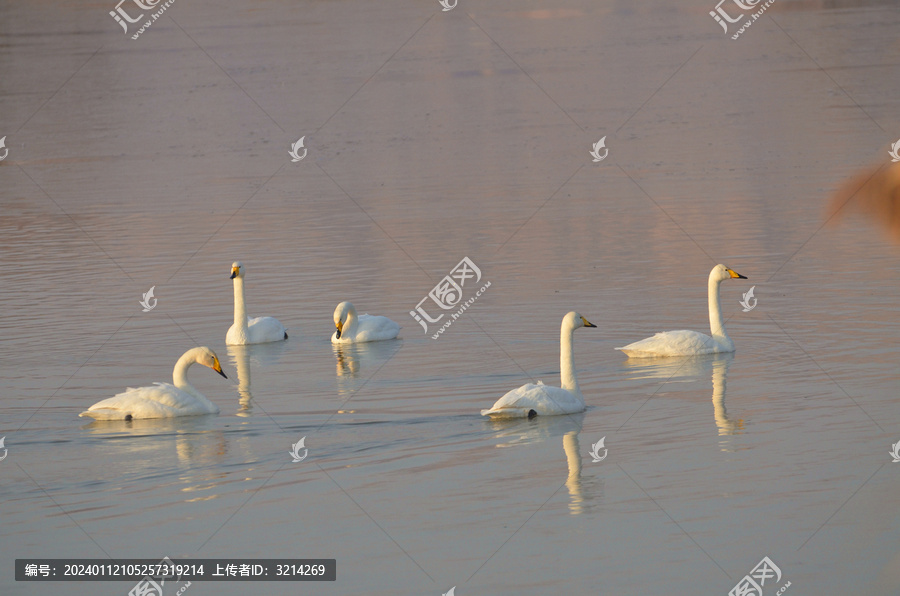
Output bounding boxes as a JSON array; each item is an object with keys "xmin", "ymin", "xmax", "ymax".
[
  {"xmin": 226, "ymin": 261, "xmax": 288, "ymax": 345},
  {"xmin": 332, "ymin": 301, "xmax": 400, "ymax": 344},
  {"xmin": 482, "ymin": 312, "xmax": 597, "ymax": 418},
  {"xmin": 79, "ymin": 347, "xmax": 228, "ymax": 420},
  {"xmin": 616, "ymin": 264, "xmax": 747, "ymax": 357}
]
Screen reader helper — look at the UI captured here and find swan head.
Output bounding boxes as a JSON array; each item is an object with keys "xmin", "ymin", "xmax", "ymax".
[
  {"xmin": 711, "ymin": 264, "xmax": 747, "ymax": 283},
  {"xmin": 564, "ymin": 311, "xmax": 597, "ymax": 330},
  {"xmin": 192, "ymin": 346, "xmax": 228, "ymax": 378},
  {"xmin": 230, "ymin": 261, "xmax": 244, "ymax": 280},
  {"xmin": 333, "ymin": 301, "xmax": 356, "ymax": 339}
]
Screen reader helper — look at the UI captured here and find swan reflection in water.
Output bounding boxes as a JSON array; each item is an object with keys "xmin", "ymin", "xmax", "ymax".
[
  {"xmin": 81, "ymin": 417, "xmax": 234, "ymax": 503},
  {"xmin": 332, "ymin": 340, "xmax": 402, "ymax": 399},
  {"xmin": 622, "ymin": 353, "xmax": 743, "ymax": 446},
  {"xmin": 709, "ymin": 355, "xmax": 743, "ymax": 438},
  {"xmin": 81, "ymin": 416, "xmax": 227, "ymax": 467},
  {"xmin": 488, "ymin": 412, "xmax": 601, "ymax": 515},
  {"xmin": 226, "ymin": 342, "xmax": 288, "ymax": 417}
]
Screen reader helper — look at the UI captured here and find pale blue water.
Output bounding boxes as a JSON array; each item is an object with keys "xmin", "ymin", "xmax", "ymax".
[{"xmin": 2, "ymin": 1, "xmax": 900, "ymax": 595}]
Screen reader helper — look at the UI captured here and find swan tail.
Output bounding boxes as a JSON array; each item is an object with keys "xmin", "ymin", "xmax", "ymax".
[
  {"xmin": 79, "ymin": 408, "xmax": 130, "ymax": 420},
  {"xmin": 616, "ymin": 344, "xmax": 660, "ymax": 358},
  {"xmin": 481, "ymin": 407, "xmax": 535, "ymax": 418}
]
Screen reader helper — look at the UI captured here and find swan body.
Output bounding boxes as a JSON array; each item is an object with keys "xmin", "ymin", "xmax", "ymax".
[
  {"xmin": 79, "ymin": 347, "xmax": 228, "ymax": 420},
  {"xmin": 616, "ymin": 264, "xmax": 747, "ymax": 357},
  {"xmin": 226, "ymin": 261, "xmax": 288, "ymax": 345},
  {"xmin": 331, "ymin": 301, "xmax": 400, "ymax": 344},
  {"xmin": 482, "ymin": 312, "xmax": 596, "ymax": 418}
]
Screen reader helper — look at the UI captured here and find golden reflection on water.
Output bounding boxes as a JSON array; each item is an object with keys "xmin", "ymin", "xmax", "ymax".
[
  {"xmin": 83, "ymin": 418, "xmax": 224, "ymax": 463},
  {"xmin": 710, "ymin": 355, "xmax": 744, "ymax": 442},
  {"xmin": 80, "ymin": 417, "xmax": 263, "ymax": 506},
  {"xmin": 334, "ymin": 344, "xmax": 360, "ymax": 378},
  {"xmin": 227, "ymin": 345, "xmax": 254, "ymax": 417},
  {"xmin": 226, "ymin": 341, "xmax": 289, "ymax": 417},
  {"xmin": 562, "ymin": 431, "xmax": 586, "ymax": 515},
  {"xmin": 332, "ymin": 340, "xmax": 403, "ymax": 399},
  {"xmin": 488, "ymin": 413, "xmax": 600, "ymax": 515},
  {"xmin": 621, "ymin": 353, "xmax": 744, "ymax": 449}
]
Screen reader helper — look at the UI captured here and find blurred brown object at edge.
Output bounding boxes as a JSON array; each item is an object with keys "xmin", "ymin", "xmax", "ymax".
[{"xmin": 828, "ymin": 160, "xmax": 900, "ymax": 244}]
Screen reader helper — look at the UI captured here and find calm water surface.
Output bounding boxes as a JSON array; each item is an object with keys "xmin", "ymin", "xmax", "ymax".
[{"xmin": 2, "ymin": 0, "xmax": 900, "ymax": 594}]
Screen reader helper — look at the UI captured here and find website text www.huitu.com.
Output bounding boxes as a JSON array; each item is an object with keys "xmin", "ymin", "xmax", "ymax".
[
  {"xmin": 430, "ymin": 281, "xmax": 491, "ymax": 340},
  {"xmin": 731, "ymin": 0, "xmax": 775, "ymax": 40}
]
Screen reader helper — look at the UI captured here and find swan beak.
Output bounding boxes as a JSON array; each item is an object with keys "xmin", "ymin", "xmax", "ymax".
[
  {"xmin": 582, "ymin": 317, "xmax": 597, "ymax": 328},
  {"xmin": 335, "ymin": 321, "xmax": 343, "ymax": 339},
  {"xmin": 230, "ymin": 267, "xmax": 239, "ymax": 279},
  {"xmin": 727, "ymin": 268, "xmax": 747, "ymax": 279},
  {"xmin": 212, "ymin": 358, "xmax": 228, "ymax": 379}
]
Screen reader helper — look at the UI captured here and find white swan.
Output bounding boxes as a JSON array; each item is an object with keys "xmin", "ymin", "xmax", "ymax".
[
  {"xmin": 226, "ymin": 261, "xmax": 288, "ymax": 345},
  {"xmin": 331, "ymin": 301, "xmax": 400, "ymax": 344},
  {"xmin": 482, "ymin": 312, "xmax": 597, "ymax": 418},
  {"xmin": 79, "ymin": 347, "xmax": 228, "ymax": 420},
  {"xmin": 616, "ymin": 264, "xmax": 747, "ymax": 357}
]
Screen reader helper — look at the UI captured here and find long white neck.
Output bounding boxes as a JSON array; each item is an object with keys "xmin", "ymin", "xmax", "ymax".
[
  {"xmin": 343, "ymin": 309, "xmax": 359, "ymax": 339},
  {"xmin": 233, "ymin": 277, "xmax": 248, "ymax": 331},
  {"xmin": 172, "ymin": 350, "xmax": 200, "ymax": 394},
  {"xmin": 560, "ymin": 322, "xmax": 580, "ymax": 395},
  {"xmin": 171, "ymin": 350, "xmax": 218, "ymax": 411},
  {"xmin": 707, "ymin": 274, "xmax": 731, "ymax": 345}
]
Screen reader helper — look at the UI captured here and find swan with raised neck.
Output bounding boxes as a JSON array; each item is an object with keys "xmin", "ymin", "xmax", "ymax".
[
  {"xmin": 482, "ymin": 311, "xmax": 597, "ymax": 418},
  {"xmin": 616, "ymin": 264, "xmax": 747, "ymax": 357},
  {"xmin": 226, "ymin": 261, "xmax": 288, "ymax": 345}
]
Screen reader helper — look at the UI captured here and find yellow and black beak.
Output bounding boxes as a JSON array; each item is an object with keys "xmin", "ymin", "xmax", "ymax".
[
  {"xmin": 230, "ymin": 266, "xmax": 239, "ymax": 279},
  {"xmin": 727, "ymin": 268, "xmax": 748, "ymax": 280},
  {"xmin": 335, "ymin": 321, "xmax": 343, "ymax": 339},
  {"xmin": 582, "ymin": 316, "xmax": 597, "ymax": 328},
  {"xmin": 212, "ymin": 358, "xmax": 228, "ymax": 379}
]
